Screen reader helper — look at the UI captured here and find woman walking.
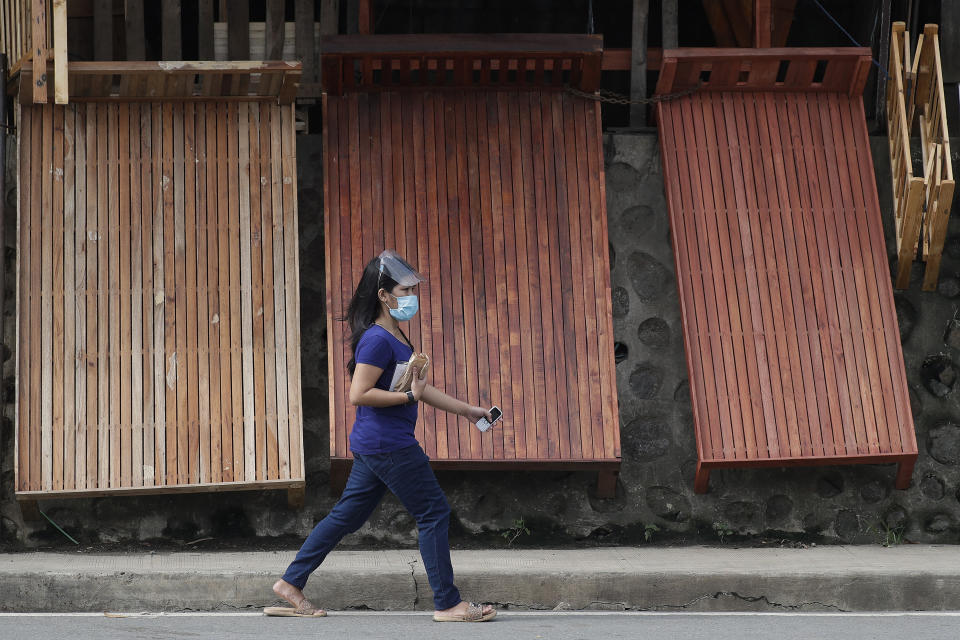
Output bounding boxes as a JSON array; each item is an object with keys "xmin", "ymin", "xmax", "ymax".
[{"xmin": 266, "ymin": 250, "xmax": 497, "ymax": 623}]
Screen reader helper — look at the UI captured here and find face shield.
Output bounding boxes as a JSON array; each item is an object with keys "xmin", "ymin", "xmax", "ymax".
[{"xmin": 377, "ymin": 249, "xmax": 424, "ymax": 288}]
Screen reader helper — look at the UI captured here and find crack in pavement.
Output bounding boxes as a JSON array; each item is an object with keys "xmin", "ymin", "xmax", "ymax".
[
  {"xmin": 407, "ymin": 559, "xmax": 420, "ymax": 609},
  {"xmin": 639, "ymin": 592, "xmax": 849, "ymax": 612}
]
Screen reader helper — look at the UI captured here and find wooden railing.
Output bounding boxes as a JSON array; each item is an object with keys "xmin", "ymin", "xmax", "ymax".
[
  {"xmin": 0, "ymin": 0, "xmax": 37, "ymax": 72},
  {"xmin": 319, "ymin": 34, "xmax": 603, "ymax": 95},
  {"xmin": 887, "ymin": 22, "xmax": 956, "ymax": 291},
  {"xmin": 914, "ymin": 25, "xmax": 955, "ymax": 291},
  {"xmin": 17, "ymin": 60, "xmax": 302, "ymax": 104},
  {"xmin": 655, "ymin": 47, "xmax": 873, "ymax": 95},
  {"xmin": 888, "ymin": 23, "xmax": 925, "ymax": 290}
]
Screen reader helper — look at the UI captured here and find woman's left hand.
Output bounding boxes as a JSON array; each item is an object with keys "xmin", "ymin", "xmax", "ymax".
[{"xmin": 463, "ymin": 406, "xmax": 493, "ymax": 423}]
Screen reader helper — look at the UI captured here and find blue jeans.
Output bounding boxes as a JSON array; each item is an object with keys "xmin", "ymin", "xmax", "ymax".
[{"xmin": 281, "ymin": 444, "xmax": 461, "ymax": 610}]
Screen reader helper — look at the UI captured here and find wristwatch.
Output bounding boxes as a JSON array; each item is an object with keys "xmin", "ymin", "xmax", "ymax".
[{"xmin": 405, "ymin": 390, "xmax": 416, "ymax": 405}]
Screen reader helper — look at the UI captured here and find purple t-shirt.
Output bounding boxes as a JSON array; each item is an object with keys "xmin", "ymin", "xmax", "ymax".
[{"xmin": 349, "ymin": 324, "xmax": 419, "ymax": 454}]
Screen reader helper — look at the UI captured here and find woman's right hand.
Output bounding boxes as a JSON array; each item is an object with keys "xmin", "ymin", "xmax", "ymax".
[{"xmin": 411, "ymin": 359, "xmax": 429, "ymax": 401}]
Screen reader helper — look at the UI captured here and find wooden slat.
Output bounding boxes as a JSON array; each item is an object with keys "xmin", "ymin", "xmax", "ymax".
[
  {"xmin": 16, "ymin": 106, "xmax": 31, "ymax": 491},
  {"xmin": 84, "ymin": 103, "xmax": 98, "ymax": 490},
  {"xmin": 184, "ymin": 102, "xmax": 200, "ymax": 484},
  {"xmin": 281, "ymin": 104, "xmax": 304, "ymax": 479},
  {"xmin": 52, "ymin": 105, "xmax": 64, "ymax": 490},
  {"xmin": 128, "ymin": 104, "xmax": 143, "ymax": 487},
  {"xmin": 32, "ymin": 0, "xmax": 47, "ymax": 104},
  {"xmin": 258, "ymin": 103, "xmax": 278, "ymax": 481},
  {"xmin": 238, "ymin": 101, "xmax": 256, "ymax": 481},
  {"xmin": 52, "ymin": 0, "xmax": 66, "ymax": 104},
  {"xmin": 151, "ymin": 102, "xmax": 166, "ymax": 485},
  {"xmin": 139, "ymin": 102, "xmax": 154, "ymax": 486},
  {"xmin": 118, "ymin": 103, "xmax": 132, "ymax": 487},
  {"xmin": 267, "ymin": 102, "xmax": 287, "ymax": 479},
  {"xmin": 215, "ymin": 102, "xmax": 232, "ymax": 481}
]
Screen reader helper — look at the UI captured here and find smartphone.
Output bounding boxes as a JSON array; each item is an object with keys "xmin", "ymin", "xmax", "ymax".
[{"xmin": 475, "ymin": 406, "xmax": 503, "ymax": 432}]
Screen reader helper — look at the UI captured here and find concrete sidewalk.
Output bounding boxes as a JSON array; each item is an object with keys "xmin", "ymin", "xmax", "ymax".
[{"xmin": 2, "ymin": 546, "xmax": 959, "ymax": 613}]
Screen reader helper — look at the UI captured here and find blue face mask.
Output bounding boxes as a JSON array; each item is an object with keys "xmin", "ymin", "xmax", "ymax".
[{"xmin": 388, "ymin": 293, "xmax": 419, "ymax": 321}]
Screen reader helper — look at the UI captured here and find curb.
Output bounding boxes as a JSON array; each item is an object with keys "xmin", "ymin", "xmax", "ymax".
[{"xmin": 2, "ymin": 546, "xmax": 960, "ymax": 612}]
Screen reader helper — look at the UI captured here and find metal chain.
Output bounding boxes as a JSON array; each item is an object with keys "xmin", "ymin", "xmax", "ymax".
[{"xmin": 566, "ymin": 80, "xmax": 704, "ymax": 105}]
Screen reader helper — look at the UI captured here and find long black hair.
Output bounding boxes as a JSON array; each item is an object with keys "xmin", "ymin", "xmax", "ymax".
[{"xmin": 345, "ymin": 256, "xmax": 398, "ymax": 376}]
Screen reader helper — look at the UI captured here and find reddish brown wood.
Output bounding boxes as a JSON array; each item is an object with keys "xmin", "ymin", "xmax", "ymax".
[
  {"xmin": 323, "ymin": 88, "xmax": 620, "ymax": 475},
  {"xmin": 656, "ymin": 50, "xmax": 918, "ymax": 492}
]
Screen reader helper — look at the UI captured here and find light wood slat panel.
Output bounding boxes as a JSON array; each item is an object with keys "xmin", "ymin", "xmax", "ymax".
[
  {"xmin": 41, "ymin": 104, "xmax": 53, "ymax": 490},
  {"xmin": 129, "ymin": 104, "xmax": 144, "ymax": 488},
  {"xmin": 16, "ymin": 106, "xmax": 31, "ymax": 492},
  {"xmin": 324, "ymin": 90, "xmax": 621, "ymax": 466},
  {"xmin": 15, "ymin": 102, "xmax": 304, "ymax": 497},
  {"xmin": 52, "ymin": 105, "xmax": 64, "ymax": 490}
]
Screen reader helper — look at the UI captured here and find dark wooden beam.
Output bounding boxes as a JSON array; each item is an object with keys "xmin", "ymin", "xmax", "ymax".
[
  {"xmin": 162, "ymin": 0, "xmax": 182, "ymax": 60},
  {"xmin": 265, "ymin": 0, "xmax": 285, "ymax": 60},
  {"xmin": 198, "ymin": 0, "xmax": 215, "ymax": 60},
  {"xmin": 702, "ymin": 0, "xmax": 737, "ymax": 47},
  {"xmin": 295, "ymin": 0, "xmax": 315, "ymax": 82},
  {"xmin": 771, "ymin": 0, "xmax": 797, "ymax": 47},
  {"xmin": 124, "ymin": 0, "xmax": 145, "ymax": 60},
  {"xmin": 358, "ymin": 0, "xmax": 372, "ymax": 35},
  {"xmin": 662, "ymin": 0, "xmax": 678, "ymax": 49},
  {"xmin": 630, "ymin": 0, "xmax": 649, "ymax": 127},
  {"xmin": 93, "ymin": 0, "xmax": 111, "ymax": 61},
  {"xmin": 320, "ymin": 0, "xmax": 339, "ymax": 36},
  {"xmin": 603, "ymin": 47, "xmax": 661, "ymax": 71},
  {"xmin": 227, "ymin": 0, "xmax": 250, "ymax": 60},
  {"xmin": 941, "ymin": 0, "xmax": 960, "ymax": 83},
  {"xmin": 754, "ymin": 0, "xmax": 772, "ymax": 47},
  {"xmin": 32, "ymin": 0, "xmax": 47, "ymax": 103}
]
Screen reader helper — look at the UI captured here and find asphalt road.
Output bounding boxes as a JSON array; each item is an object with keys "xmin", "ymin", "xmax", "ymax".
[{"xmin": 1, "ymin": 611, "xmax": 958, "ymax": 639}]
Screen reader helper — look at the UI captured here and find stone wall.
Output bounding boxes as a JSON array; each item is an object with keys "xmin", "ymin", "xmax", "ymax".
[{"xmin": 2, "ymin": 131, "xmax": 960, "ymax": 550}]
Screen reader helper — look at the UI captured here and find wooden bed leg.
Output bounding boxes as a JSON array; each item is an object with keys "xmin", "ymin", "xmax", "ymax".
[
  {"xmin": 596, "ymin": 470, "xmax": 618, "ymax": 498},
  {"xmin": 694, "ymin": 462, "xmax": 710, "ymax": 494},
  {"xmin": 330, "ymin": 460, "xmax": 351, "ymax": 497},
  {"xmin": 895, "ymin": 459, "xmax": 916, "ymax": 490},
  {"xmin": 287, "ymin": 487, "xmax": 305, "ymax": 510},
  {"xmin": 18, "ymin": 499, "xmax": 41, "ymax": 522}
]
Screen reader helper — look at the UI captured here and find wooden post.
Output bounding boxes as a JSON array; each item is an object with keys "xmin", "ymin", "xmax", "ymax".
[
  {"xmin": 754, "ymin": 0, "xmax": 772, "ymax": 47},
  {"xmin": 320, "ymin": 0, "xmax": 339, "ymax": 36},
  {"xmin": 874, "ymin": 0, "xmax": 892, "ymax": 128},
  {"xmin": 0, "ymin": 53, "xmax": 6, "ymax": 337},
  {"xmin": 198, "ymin": 0, "xmax": 215, "ymax": 60},
  {"xmin": 125, "ymin": 0, "xmax": 145, "ymax": 60},
  {"xmin": 162, "ymin": 0, "xmax": 183, "ymax": 60},
  {"xmin": 93, "ymin": 0, "xmax": 111, "ymax": 61},
  {"xmin": 630, "ymin": 0, "xmax": 649, "ymax": 127},
  {"xmin": 295, "ymin": 0, "xmax": 315, "ymax": 82},
  {"xmin": 32, "ymin": 0, "xmax": 46, "ymax": 104},
  {"xmin": 265, "ymin": 0, "xmax": 285, "ymax": 60},
  {"xmin": 52, "ymin": 0, "xmax": 67, "ymax": 104},
  {"xmin": 318, "ymin": 0, "xmax": 339, "ymax": 88},
  {"xmin": 358, "ymin": 0, "xmax": 372, "ymax": 35},
  {"xmin": 227, "ymin": 0, "xmax": 250, "ymax": 60},
  {"xmin": 287, "ymin": 486, "xmax": 305, "ymax": 509},
  {"xmin": 662, "ymin": 0, "xmax": 678, "ymax": 49},
  {"xmin": 596, "ymin": 470, "xmax": 618, "ymax": 499}
]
